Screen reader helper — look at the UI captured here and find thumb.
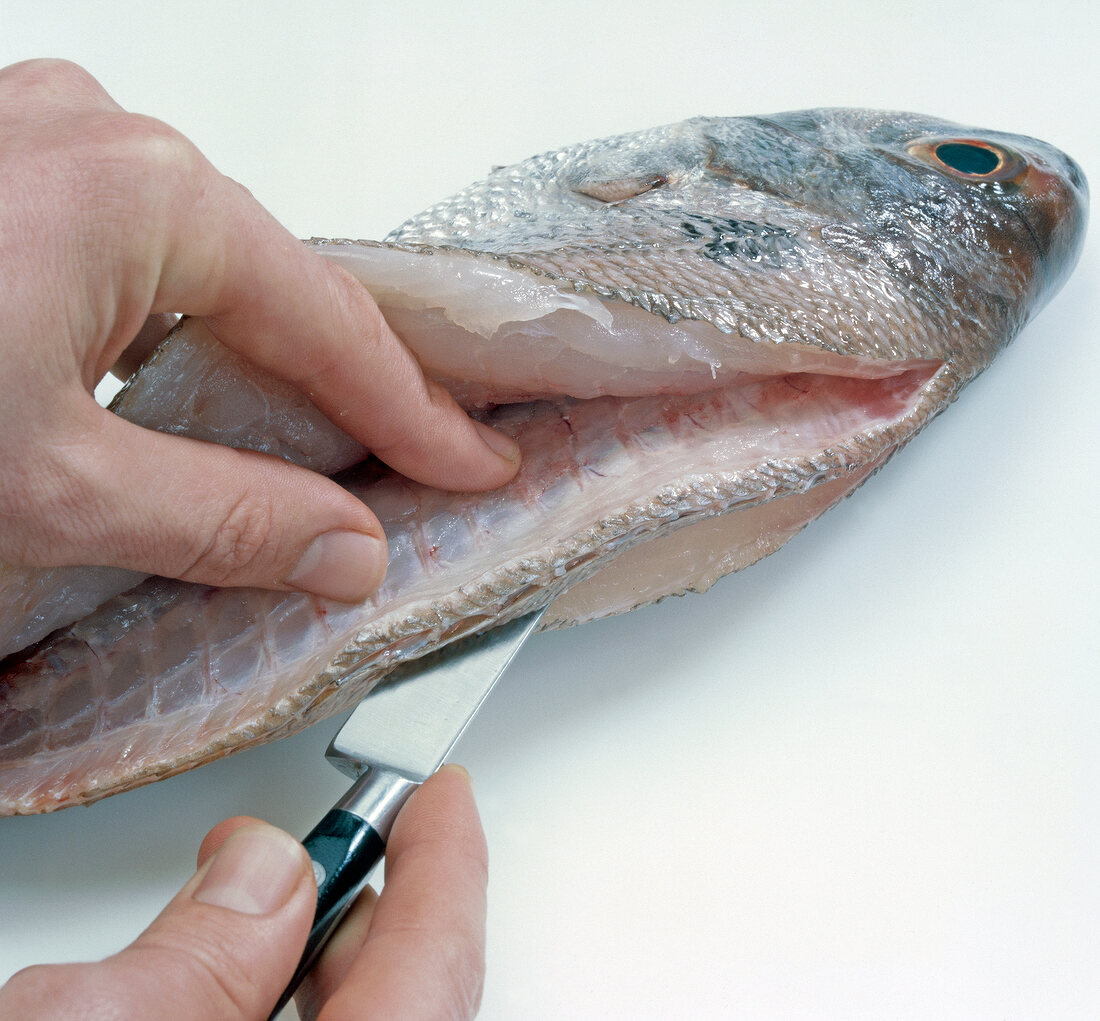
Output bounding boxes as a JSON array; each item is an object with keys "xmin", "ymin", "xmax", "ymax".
[
  {"xmin": 13, "ymin": 397, "xmax": 390, "ymax": 600},
  {"xmin": 0, "ymin": 821, "xmax": 315, "ymax": 1021}
]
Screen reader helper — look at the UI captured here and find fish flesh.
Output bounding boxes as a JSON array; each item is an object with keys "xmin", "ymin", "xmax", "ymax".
[{"xmin": 0, "ymin": 110, "xmax": 1086, "ymax": 813}]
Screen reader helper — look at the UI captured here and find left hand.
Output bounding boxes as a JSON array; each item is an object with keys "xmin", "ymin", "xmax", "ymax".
[
  {"xmin": 0, "ymin": 765, "xmax": 487, "ymax": 1020},
  {"xmin": 0, "ymin": 58, "xmax": 520, "ymax": 603}
]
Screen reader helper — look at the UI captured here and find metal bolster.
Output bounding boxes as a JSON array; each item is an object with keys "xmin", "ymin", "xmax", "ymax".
[{"xmin": 332, "ymin": 767, "xmax": 421, "ymax": 842}]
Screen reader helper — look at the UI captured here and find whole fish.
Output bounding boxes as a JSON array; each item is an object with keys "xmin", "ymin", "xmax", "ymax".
[{"xmin": 0, "ymin": 110, "xmax": 1086, "ymax": 814}]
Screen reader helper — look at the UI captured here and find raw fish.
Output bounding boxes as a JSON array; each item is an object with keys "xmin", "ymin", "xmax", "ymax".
[{"xmin": 0, "ymin": 110, "xmax": 1086, "ymax": 812}]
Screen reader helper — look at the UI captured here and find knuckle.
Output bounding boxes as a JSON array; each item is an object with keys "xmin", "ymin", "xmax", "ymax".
[
  {"xmin": 0, "ymin": 962, "xmax": 112, "ymax": 1017},
  {"xmin": 320, "ymin": 928, "xmax": 485, "ymax": 1021},
  {"xmin": 409, "ymin": 927, "xmax": 487, "ymax": 1021},
  {"xmin": 0, "ymin": 66, "xmax": 205, "ymax": 262},
  {"xmin": 0, "ymin": 58, "xmax": 104, "ymax": 102},
  {"xmin": 341, "ymin": 270, "xmax": 389, "ymax": 343},
  {"xmin": 0, "ymin": 437, "xmax": 102, "ymax": 568},
  {"xmin": 126, "ymin": 115, "xmax": 199, "ymax": 172},
  {"xmin": 30, "ymin": 109, "xmax": 207, "ymax": 234},
  {"xmin": 294, "ymin": 271, "xmax": 389, "ymax": 395},
  {"xmin": 0, "ymin": 963, "xmax": 51, "ymax": 1003},
  {"xmin": 21, "ymin": 108, "xmax": 205, "ymax": 237},
  {"xmin": 127, "ymin": 935, "xmax": 259, "ymax": 1020},
  {"xmin": 292, "ymin": 343, "xmax": 345, "ymax": 397},
  {"xmin": 440, "ymin": 937, "xmax": 487, "ymax": 1019},
  {"xmin": 182, "ymin": 493, "xmax": 278, "ymax": 586},
  {"xmin": 98, "ymin": 113, "xmax": 204, "ymax": 201}
]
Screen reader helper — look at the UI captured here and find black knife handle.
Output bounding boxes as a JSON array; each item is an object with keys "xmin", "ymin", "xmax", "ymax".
[{"xmin": 269, "ymin": 809, "xmax": 385, "ymax": 1018}]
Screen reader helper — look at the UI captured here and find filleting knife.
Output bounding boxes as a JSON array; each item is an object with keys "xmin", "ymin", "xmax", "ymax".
[{"xmin": 269, "ymin": 606, "xmax": 546, "ymax": 1018}]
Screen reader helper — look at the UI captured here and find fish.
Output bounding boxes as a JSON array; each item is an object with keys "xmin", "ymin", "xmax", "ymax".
[{"xmin": 0, "ymin": 110, "xmax": 1086, "ymax": 814}]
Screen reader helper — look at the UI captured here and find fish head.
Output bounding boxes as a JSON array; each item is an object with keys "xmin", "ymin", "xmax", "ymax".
[
  {"xmin": 389, "ymin": 110, "xmax": 1087, "ymax": 388},
  {"xmin": 882, "ymin": 115, "xmax": 1088, "ymax": 319},
  {"xmin": 727, "ymin": 109, "xmax": 1089, "ymax": 349}
]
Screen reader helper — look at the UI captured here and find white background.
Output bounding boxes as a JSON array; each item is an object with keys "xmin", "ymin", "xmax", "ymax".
[{"xmin": 1, "ymin": 2, "xmax": 1097, "ymax": 1018}]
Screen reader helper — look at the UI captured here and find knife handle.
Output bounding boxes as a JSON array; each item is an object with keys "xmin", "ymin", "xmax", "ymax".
[
  {"xmin": 269, "ymin": 809, "xmax": 383, "ymax": 1017},
  {"xmin": 269, "ymin": 768, "xmax": 421, "ymax": 1019}
]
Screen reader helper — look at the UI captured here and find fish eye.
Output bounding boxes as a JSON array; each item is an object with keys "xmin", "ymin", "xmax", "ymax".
[
  {"xmin": 935, "ymin": 142, "xmax": 999, "ymax": 175},
  {"xmin": 907, "ymin": 137, "xmax": 1027, "ymax": 184}
]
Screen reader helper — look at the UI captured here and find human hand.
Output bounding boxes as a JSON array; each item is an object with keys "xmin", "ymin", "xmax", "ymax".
[
  {"xmin": 0, "ymin": 59, "xmax": 520, "ymax": 603},
  {"xmin": 0, "ymin": 765, "xmax": 487, "ymax": 1020}
]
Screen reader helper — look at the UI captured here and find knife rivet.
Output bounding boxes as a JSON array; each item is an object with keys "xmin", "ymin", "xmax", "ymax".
[{"xmin": 311, "ymin": 859, "xmax": 327, "ymax": 888}]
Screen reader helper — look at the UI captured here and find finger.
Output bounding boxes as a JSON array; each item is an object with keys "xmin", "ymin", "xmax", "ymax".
[
  {"xmin": 197, "ymin": 814, "xmax": 269, "ymax": 865},
  {"xmin": 111, "ymin": 312, "xmax": 180, "ymax": 380},
  {"xmin": 2, "ymin": 61, "xmax": 519, "ymax": 497},
  {"xmin": 10, "ymin": 400, "xmax": 388, "ymax": 599},
  {"xmin": 292, "ymin": 882, "xmax": 381, "ymax": 1021},
  {"xmin": 0, "ymin": 821, "xmax": 316, "ymax": 1021},
  {"xmin": 300, "ymin": 764, "xmax": 488, "ymax": 1021},
  {"xmin": 0, "ymin": 58, "xmax": 121, "ymax": 116},
  {"xmin": 121, "ymin": 136, "xmax": 520, "ymax": 493},
  {"xmin": 199, "ymin": 816, "xmax": 389, "ymax": 1019}
]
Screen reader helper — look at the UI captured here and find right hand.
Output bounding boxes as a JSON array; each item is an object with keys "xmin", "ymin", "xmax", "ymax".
[{"xmin": 0, "ymin": 765, "xmax": 488, "ymax": 1021}]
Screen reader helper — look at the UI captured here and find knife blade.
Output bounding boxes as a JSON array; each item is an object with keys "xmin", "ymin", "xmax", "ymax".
[{"xmin": 270, "ymin": 606, "xmax": 546, "ymax": 1017}]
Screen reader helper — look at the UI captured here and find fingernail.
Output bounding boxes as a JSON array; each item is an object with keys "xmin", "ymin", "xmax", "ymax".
[
  {"xmin": 473, "ymin": 420, "xmax": 521, "ymax": 463},
  {"xmin": 194, "ymin": 824, "xmax": 306, "ymax": 915},
  {"xmin": 441, "ymin": 763, "xmax": 472, "ymax": 783},
  {"xmin": 287, "ymin": 529, "xmax": 387, "ymax": 602}
]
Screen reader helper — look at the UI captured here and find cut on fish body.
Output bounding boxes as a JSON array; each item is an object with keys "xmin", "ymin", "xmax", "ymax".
[
  {"xmin": 0, "ymin": 245, "xmax": 938, "ymax": 658},
  {"xmin": 0, "ymin": 370, "xmax": 926, "ymax": 812},
  {"xmin": 0, "ymin": 110, "xmax": 1087, "ymax": 812}
]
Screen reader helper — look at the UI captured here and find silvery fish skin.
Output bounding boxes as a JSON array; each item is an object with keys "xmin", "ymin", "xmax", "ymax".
[{"xmin": 0, "ymin": 110, "xmax": 1086, "ymax": 813}]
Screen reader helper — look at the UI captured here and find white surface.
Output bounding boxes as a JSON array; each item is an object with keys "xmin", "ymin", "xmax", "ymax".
[{"xmin": 1, "ymin": 2, "xmax": 1097, "ymax": 1018}]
